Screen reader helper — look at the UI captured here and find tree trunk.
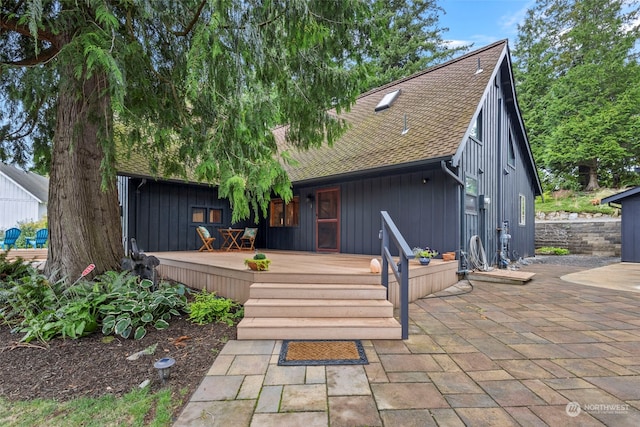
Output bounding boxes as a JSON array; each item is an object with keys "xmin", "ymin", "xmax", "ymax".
[
  {"xmin": 45, "ymin": 63, "xmax": 123, "ymax": 281},
  {"xmin": 584, "ymin": 160, "xmax": 600, "ymax": 191}
]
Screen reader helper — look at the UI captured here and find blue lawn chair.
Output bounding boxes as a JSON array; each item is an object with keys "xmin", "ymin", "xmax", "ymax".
[
  {"xmin": 1, "ymin": 228, "xmax": 21, "ymax": 250},
  {"xmin": 26, "ymin": 229, "xmax": 48, "ymax": 248}
]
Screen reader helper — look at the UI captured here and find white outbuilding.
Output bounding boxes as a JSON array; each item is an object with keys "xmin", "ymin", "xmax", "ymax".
[{"xmin": 0, "ymin": 163, "xmax": 48, "ymax": 230}]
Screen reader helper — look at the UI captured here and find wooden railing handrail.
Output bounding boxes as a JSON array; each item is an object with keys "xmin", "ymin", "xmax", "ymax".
[{"xmin": 380, "ymin": 211, "xmax": 414, "ymax": 339}]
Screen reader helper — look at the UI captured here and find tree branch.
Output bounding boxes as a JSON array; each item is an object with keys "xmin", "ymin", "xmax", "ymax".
[
  {"xmin": 0, "ymin": 14, "xmax": 61, "ymax": 66},
  {"xmin": 172, "ymin": 0, "xmax": 207, "ymax": 36},
  {"xmin": 0, "ymin": 13, "xmax": 59, "ymax": 45},
  {"xmin": 170, "ymin": 1, "xmax": 283, "ymax": 36},
  {"xmin": 1, "ymin": 45, "xmax": 60, "ymax": 66}
]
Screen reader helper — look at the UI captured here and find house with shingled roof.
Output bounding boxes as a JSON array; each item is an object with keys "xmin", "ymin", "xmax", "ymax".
[
  {"xmin": 0, "ymin": 163, "xmax": 49, "ymax": 230},
  {"xmin": 117, "ymin": 40, "xmax": 542, "ymax": 265}
]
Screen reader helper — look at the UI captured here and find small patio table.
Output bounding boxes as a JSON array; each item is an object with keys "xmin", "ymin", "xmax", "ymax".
[{"xmin": 218, "ymin": 228, "xmax": 244, "ymax": 251}]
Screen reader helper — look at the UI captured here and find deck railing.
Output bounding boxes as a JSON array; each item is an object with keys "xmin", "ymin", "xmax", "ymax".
[{"xmin": 380, "ymin": 211, "xmax": 414, "ymax": 339}]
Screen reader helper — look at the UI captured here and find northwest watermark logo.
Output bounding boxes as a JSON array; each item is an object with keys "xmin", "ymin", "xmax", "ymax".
[
  {"xmin": 566, "ymin": 402, "xmax": 581, "ymax": 417},
  {"xmin": 566, "ymin": 401, "xmax": 630, "ymax": 417}
]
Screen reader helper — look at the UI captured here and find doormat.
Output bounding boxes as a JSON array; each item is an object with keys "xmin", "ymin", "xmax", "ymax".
[{"xmin": 278, "ymin": 340, "xmax": 368, "ymax": 366}]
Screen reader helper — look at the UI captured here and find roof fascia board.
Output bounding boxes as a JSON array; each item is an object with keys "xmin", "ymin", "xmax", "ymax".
[
  {"xmin": 451, "ymin": 44, "xmax": 543, "ymax": 197},
  {"xmin": 0, "ymin": 171, "xmax": 43, "ymax": 203},
  {"xmin": 502, "ymin": 45, "xmax": 543, "ymax": 196},
  {"xmin": 451, "ymin": 45, "xmax": 508, "ymax": 168},
  {"xmin": 291, "ymin": 156, "xmax": 451, "ymax": 186},
  {"xmin": 601, "ymin": 186, "xmax": 640, "ymax": 204},
  {"xmin": 117, "ymin": 171, "xmax": 217, "ymax": 188}
]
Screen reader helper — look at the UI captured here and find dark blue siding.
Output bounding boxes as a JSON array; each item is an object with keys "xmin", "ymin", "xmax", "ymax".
[
  {"xmin": 126, "ymin": 179, "xmax": 237, "ymax": 252},
  {"xmin": 267, "ymin": 169, "xmax": 460, "ymax": 256},
  {"xmin": 460, "ymin": 71, "xmax": 536, "ymax": 262},
  {"xmin": 621, "ymin": 195, "xmax": 640, "ymax": 262}
]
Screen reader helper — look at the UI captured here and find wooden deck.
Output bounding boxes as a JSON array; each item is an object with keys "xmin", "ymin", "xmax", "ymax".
[
  {"xmin": 3, "ymin": 248, "xmax": 48, "ymax": 261},
  {"xmin": 5, "ymin": 249, "xmax": 460, "ymax": 340},
  {"xmin": 152, "ymin": 250, "xmax": 459, "ymax": 340},
  {"xmin": 150, "ymin": 250, "xmax": 460, "ymax": 307},
  {"xmin": 2, "ymin": 248, "xmax": 459, "ymax": 303}
]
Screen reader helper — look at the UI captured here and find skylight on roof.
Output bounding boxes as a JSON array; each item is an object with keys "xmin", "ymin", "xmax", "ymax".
[{"xmin": 375, "ymin": 89, "xmax": 401, "ymax": 112}]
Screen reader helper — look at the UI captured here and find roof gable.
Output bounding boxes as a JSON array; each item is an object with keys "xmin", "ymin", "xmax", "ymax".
[
  {"xmin": 602, "ymin": 186, "xmax": 640, "ymax": 204},
  {"xmin": 0, "ymin": 163, "xmax": 49, "ymax": 203},
  {"xmin": 279, "ymin": 41, "xmax": 509, "ymax": 183}
]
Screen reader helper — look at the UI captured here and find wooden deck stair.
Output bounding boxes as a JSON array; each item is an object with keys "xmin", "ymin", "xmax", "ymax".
[{"xmin": 237, "ymin": 283, "xmax": 402, "ymax": 340}]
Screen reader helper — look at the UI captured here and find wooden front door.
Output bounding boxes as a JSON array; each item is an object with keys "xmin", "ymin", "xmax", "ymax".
[{"xmin": 316, "ymin": 188, "xmax": 340, "ymax": 252}]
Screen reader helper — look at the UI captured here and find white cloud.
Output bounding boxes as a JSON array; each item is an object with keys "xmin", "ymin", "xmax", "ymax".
[
  {"xmin": 499, "ymin": 0, "xmax": 535, "ymax": 36},
  {"xmin": 444, "ymin": 39, "xmax": 473, "ymax": 49}
]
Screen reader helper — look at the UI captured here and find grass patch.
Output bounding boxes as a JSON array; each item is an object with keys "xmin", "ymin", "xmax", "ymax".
[
  {"xmin": 536, "ymin": 247, "xmax": 570, "ymax": 255},
  {"xmin": 535, "ymin": 188, "xmax": 619, "ymax": 215},
  {"xmin": 0, "ymin": 387, "xmax": 178, "ymax": 427}
]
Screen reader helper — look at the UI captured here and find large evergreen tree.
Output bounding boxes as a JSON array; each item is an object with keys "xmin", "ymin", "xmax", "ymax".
[
  {"xmin": 513, "ymin": 0, "xmax": 640, "ymax": 191},
  {"xmin": 0, "ymin": 0, "xmax": 369, "ymax": 280},
  {"xmin": 360, "ymin": 0, "xmax": 467, "ymax": 92}
]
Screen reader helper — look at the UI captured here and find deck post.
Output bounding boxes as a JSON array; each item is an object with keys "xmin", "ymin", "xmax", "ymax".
[{"xmin": 380, "ymin": 211, "xmax": 414, "ymax": 339}]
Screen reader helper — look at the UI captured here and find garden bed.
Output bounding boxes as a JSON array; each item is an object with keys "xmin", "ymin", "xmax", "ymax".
[{"xmin": 0, "ymin": 316, "xmax": 236, "ymax": 412}]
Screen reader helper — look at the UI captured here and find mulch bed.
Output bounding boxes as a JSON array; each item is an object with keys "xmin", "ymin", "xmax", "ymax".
[{"xmin": 0, "ymin": 316, "xmax": 236, "ymax": 413}]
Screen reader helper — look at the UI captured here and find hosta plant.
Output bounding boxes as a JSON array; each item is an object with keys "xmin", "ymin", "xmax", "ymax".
[{"xmin": 98, "ymin": 273, "xmax": 189, "ymax": 340}]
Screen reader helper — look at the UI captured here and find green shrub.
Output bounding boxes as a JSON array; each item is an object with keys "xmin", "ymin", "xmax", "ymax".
[
  {"xmin": 0, "ymin": 271, "xmax": 103, "ymax": 342},
  {"xmin": 0, "ymin": 271, "xmax": 57, "ymax": 330},
  {"xmin": 536, "ymin": 247, "xmax": 570, "ymax": 255},
  {"xmin": 0, "ymin": 251, "xmax": 34, "ymax": 283},
  {"xmin": 1, "ymin": 268, "xmax": 189, "ymax": 343},
  {"xmin": 16, "ymin": 217, "xmax": 48, "ymax": 248},
  {"xmin": 253, "ymin": 252, "xmax": 267, "ymax": 260},
  {"xmin": 187, "ymin": 290, "xmax": 243, "ymax": 326},
  {"xmin": 97, "ymin": 272, "xmax": 189, "ymax": 340}
]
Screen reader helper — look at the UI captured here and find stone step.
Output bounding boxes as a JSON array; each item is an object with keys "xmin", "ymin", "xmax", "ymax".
[
  {"xmin": 592, "ymin": 250, "xmax": 617, "ymax": 257},
  {"xmin": 237, "ymin": 317, "xmax": 402, "ymax": 340},
  {"xmin": 249, "ymin": 283, "xmax": 388, "ymax": 300},
  {"xmin": 244, "ymin": 298, "xmax": 394, "ymax": 318}
]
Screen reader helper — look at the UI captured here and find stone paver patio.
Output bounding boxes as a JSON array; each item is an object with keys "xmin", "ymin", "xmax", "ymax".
[{"xmin": 174, "ymin": 263, "xmax": 640, "ymax": 426}]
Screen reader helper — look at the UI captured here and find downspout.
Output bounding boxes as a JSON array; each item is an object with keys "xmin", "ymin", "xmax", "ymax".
[
  {"xmin": 134, "ymin": 178, "xmax": 146, "ymax": 255},
  {"xmin": 441, "ymin": 160, "xmax": 465, "ymax": 272},
  {"xmin": 497, "ymin": 99, "xmax": 504, "ymax": 266},
  {"xmin": 441, "ymin": 160, "xmax": 464, "ymax": 186}
]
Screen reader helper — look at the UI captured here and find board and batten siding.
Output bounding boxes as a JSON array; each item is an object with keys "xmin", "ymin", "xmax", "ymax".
[
  {"xmin": 267, "ymin": 167, "xmax": 460, "ymax": 256},
  {"xmin": 117, "ymin": 176, "xmax": 129, "ymax": 251},
  {"xmin": 0, "ymin": 172, "xmax": 43, "ymax": 230},
  {"xmin": 620, "ymin": 194, "xmax": 640, "ymax": 262},
  {"xmin": 124, "ymin": 178, "xmax": 237, "ymax": 252},
  {"xmin": 459, "ymin": 70, "xmax": 536, "ymax": 262}
]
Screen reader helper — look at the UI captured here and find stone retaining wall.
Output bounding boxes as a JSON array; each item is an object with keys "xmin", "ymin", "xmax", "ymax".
[{"xmin": 535, "ymin": 220, "xmax": 621, "ymax": 256}]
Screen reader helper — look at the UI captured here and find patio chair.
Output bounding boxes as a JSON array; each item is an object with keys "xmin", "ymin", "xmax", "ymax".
[
  {"xmin": 196, "ymin": 226, "xmax": 216, "ymax": 252},
  {"xmin": 240, "ymin": 227, "xmax": 258, "ymax": 251},
  {"xmin": 27, "ymin": 228, "xmax": 49, "ymax": 248},
  {"xmin": 1, "ymin": 227, "xmax": 21, "ymax": 250}
]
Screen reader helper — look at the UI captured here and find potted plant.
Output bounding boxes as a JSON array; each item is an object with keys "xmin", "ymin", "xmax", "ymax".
[
  {"xmin": 412, "ymin": 247, "xmax": 438, "ymax": 265},
  {"xmin": 245, "ymin": 252, "xmax": 271, "ymax": 271},
  {"xmin": 442, "ymin": 251, "xmax": 456, "ymax": 261}
]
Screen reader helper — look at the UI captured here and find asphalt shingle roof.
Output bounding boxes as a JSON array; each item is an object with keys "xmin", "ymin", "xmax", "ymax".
[
  {"xmin": 278, "ymin": 40, "xmax": 508, "ymax": 183},
  {"xmin": 116, "ymin": 41, "xmax": 510, "ymax": 187},
  {"xmin": 0, "ymin": 163, "xmax": 49, "ymax": 202}
]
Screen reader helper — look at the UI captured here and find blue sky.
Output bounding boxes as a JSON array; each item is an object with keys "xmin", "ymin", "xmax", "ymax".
[{"xmin": 438, "ymin": 0, "xmax": 535, "ymax": 48}]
